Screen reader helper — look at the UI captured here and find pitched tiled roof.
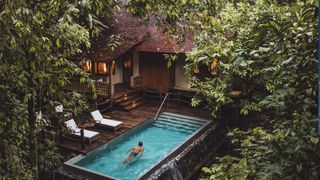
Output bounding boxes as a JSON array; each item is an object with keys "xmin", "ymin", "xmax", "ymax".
[
  {"xmin": 83, "ymin": 8, "xmax": 195, "ymax": 62},
  {"xmin": 84, "ymin": 9, "xmax": 147, "ymax": 62},
  {"xmin": 137, "ymin": 25, "xmax": 194, "ymax": 53}
]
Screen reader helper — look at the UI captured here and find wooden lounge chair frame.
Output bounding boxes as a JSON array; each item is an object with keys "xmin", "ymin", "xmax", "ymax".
[
  {"xmin": 64, "ymin": 119, "xmax": 100, "ymax": 144},
  {"xmin": 90, "ymin": 110, "xmax": 123, "ymax": 133}
]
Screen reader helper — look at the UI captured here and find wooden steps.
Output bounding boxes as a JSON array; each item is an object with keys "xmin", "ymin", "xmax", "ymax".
[
  {"xmin": 95, "ymin": 96, "xmax": 111, "ymax": 113},
  {"xmin": 123, "ymin": 99, "xmax": 146, "ymax": 111},
  {"xmin": 114, "ymin": 91, "xmax": 145, "ymax": 111}
]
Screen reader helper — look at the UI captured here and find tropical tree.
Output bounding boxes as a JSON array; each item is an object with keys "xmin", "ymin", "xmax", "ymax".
[
  {"xmin": 0, "ymin": 0, "xmax": 118, "ymax": 179},
  {"xmin": 128, "ymin": 0, "xmax": 319, "ymax": 179}
]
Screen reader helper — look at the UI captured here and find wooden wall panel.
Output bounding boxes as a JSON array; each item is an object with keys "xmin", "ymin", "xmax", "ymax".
[{"xmin": 139, "ymin": 52, "xmax": 174, "ymax": 91}]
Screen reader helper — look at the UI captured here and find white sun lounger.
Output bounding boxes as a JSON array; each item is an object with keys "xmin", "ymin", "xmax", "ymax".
[
  {"xmin": 91, "ymin": 110, "xmax": 123, "ymax": 133},
  {"xmin": 64, "ymin": 119, "xmax": 99, "ymax": 144}
]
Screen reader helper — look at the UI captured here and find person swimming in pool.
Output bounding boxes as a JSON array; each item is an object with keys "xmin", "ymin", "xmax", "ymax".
[{"xmin": 123, "ymin": 141, "xmax": 144, "ymax": 164}]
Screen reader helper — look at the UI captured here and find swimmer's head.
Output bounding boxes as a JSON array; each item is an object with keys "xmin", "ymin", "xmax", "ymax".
[{"xmin": 138, "ymin": 141, "xmax": 143, "ymax": 146}]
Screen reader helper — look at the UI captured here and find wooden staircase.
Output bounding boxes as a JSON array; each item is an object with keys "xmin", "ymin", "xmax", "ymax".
[
  {"xmin": 114, "ymin": 90, "xmax": 146, "ymax": 111},
  {"xmin": 95, "ymin": 96, "xmax": 112, "ymax": 113}
]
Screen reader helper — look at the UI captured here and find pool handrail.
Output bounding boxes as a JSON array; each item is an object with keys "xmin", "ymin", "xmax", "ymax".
[
  {"xmin": 154, "ymin": 93, "xmax": 169, "ymax": 120},
  {"xmin": 63, "ymin": 112, "xmax": 212, "ymax": 180}
]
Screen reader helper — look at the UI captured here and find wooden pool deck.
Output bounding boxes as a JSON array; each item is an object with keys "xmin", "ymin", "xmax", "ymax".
[{"xmin": 55, "ymin": 100, "xmax": 211, "ymax": 154}]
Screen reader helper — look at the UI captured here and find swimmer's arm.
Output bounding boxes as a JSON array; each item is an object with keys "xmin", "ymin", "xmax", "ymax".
[
  {"xmin": 139, "ymin": 149, "xmax": 144, "ymax": 156},
  {"xmin": 127, "ymin": 148, "xmax": 133, "ymax": 153}
]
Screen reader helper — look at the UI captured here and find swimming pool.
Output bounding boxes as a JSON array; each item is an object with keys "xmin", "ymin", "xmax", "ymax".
[{"xmin": 64, "ymin": 112, "xmax": 209, "ymax": 180}]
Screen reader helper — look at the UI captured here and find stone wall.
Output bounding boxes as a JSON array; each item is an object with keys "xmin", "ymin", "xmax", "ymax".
[{"xmin": 141, "ymin": 123, "xmax": 223, "ymax": 180}]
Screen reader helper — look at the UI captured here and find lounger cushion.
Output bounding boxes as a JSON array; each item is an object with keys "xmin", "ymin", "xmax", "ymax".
[
  {"xmin": 74, "ymin": 129, "xmax": 99, "ymax": 139},
  {"xmin": 99, "ymin": 119, "xmax": 123, "ymax": 127},
  {"xmin": 64, "ymin": 119, "xmax": 99, "ymax": 138},
  {"xmin": 91, "ymin": 110, "xmax": 123, "ymax": 127},
  {"xmin": 65, "ymin": 119, "xmax": 80, "ymax": 131},
  {"xmin": 91, "ymin": 110, "xmax": 104, "ymax": 121}
]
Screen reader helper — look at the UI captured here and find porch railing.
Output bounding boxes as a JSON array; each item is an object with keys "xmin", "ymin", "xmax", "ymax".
[
  {"xmin": 142, "ymin": 88, "xmax": 196, "ymax": 105},
  {"xmin": 65, "ymin": 78, "xmax": 110, "ymax": 97},
  {"xmin": 130, "ymin": 75, "xmax": 141, "ymax": 89}
]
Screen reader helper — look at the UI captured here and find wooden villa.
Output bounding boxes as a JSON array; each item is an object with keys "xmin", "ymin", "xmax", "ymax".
[
  {"xmin": 65, "ymin": 9, "xmax": 199, "ymax": 112},
  {"xmin": 54, "ymin": 9, "xmax": 220, "ymax": 154}
]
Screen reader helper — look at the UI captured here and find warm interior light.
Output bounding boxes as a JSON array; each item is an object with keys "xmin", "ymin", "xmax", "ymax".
[
  {"xmin": 83, "ymin": 60, "xmax": 92, "ymax": 72},
  {"xmin": 112, "ymin": 61, "xmax": 116, "ymax": 75},
  {"xmin": 98, "ymin": 62, "xmax": 107, "ymax": 74},
  {"xmin": 124, "ymin": 59, "xmax": 131, "ymax": 69},
  {"xmin": 193, "ymin": 64, "xmax": 199, "ymax": 74},
  {"xmin": 127, "ymin": 60, "xmax": 131, "ymax": 67},
  {"xmin": 211, "ymin": 58, "xmax": 219, "ymax": 75}
]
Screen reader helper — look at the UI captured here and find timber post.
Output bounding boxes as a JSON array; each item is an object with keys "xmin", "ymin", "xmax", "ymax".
[
  {"xmin": 142, "ymin": 88, "xmax": 146, "ymax": 99},
  {"xmin": 108, "ymin": 62, "xmax": 113, "ymax": 109},
  {"xmin": 80, "ymin": 129, "xmax": 85, "ymax": 150},
  {"xmin": 94, "ymin": 97, "xmax": 98, "ymax": 110},
  {"xmin": 59, "ymin": 128, "xmax": 63, "ymax": 143}
]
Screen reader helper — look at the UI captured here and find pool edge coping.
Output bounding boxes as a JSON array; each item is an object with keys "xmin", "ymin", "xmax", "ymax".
[
  {"xmin": 136, "ymin": 115, "xmax": 211, "ymax": 179},
  {"xmin": 63, "ymin": 112, "xmax": 212, "ymax": 180}
]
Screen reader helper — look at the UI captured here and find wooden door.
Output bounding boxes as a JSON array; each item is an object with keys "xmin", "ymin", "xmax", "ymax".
[{"xmin": 140, "ymin": 52, "xmax": 174, "ymax": 91}]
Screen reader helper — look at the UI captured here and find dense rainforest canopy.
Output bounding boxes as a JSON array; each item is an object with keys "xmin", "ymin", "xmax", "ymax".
[
  {"xmin": 128, "ymin": 0, "xmax": 319, "ymax": 179},
  {"xmin": 0, "ymin": 0, "xmax": 119, "ymax": 179},
  {"xmin": 0, "ymin": 0, "xmax": 318, "ymax": 179}
]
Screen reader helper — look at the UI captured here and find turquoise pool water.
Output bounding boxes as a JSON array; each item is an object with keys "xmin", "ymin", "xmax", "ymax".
[{"xmin": 73, "ymin": 113, "xmax": 207, "ymax": 180}]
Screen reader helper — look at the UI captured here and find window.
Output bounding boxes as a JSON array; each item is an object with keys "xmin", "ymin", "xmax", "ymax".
[
  {"xmin": 83, "ymin": 60, "xmax": 92, "ymax": 72},
  {"xmin": 97, "ymin": 62, "xmax": 108, "ymax": 75}
]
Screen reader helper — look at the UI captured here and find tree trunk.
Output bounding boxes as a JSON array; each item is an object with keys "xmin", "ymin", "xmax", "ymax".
[
  {"xmin": 27, "ymin": 93, "xmax": 38, "ymax": 178},
  {"xmin": 27, "ymin": 57, "xmax": 39, "ymax": 179}
]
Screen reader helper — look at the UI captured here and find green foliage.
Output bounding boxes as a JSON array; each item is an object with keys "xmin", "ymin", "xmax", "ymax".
[
  {"xmin": 107, "ymin": 34, "xmax": 124, "ymax": 52},
  {"xmin": 202, "ymin": 156, "xmax": 249, "ymax": 180},
  {"xmin": 205, "ymin": 116, "xmax": 319, "ymax": 179},
  {"xmin": 164, "ymin": 53, "xmax": 178, "ymax": 68},
  {"xmin": 0, "ymin": 0, "xmax": 118, "ymax": 179},
  {"xmin": 129, "ymin": 0, "xmax": 319, "ymax": 179},
  {"xmin": 38, "ymin": 139, "xmax": 68, "ymax": 179},
  {"xmin": 129, "ymin": 0, "xmax": 317, "ymax": 117}
]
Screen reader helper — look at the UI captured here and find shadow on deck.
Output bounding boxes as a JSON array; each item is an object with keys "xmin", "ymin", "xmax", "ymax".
[{"xmin": 55, "ymin": 100, "xmax": 211, "ymax": 154}]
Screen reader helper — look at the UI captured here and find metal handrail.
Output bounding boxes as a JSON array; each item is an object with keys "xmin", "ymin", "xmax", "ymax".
[{"xmin": 154, "ymin": 93, "xmax": 169, "ymax": 120}]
